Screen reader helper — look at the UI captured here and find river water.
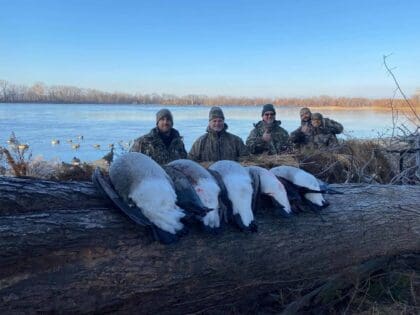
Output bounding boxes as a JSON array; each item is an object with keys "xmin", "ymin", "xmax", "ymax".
[{"xmin": 0, "ymin": 103, "xmax": 397, "ymax": 162}]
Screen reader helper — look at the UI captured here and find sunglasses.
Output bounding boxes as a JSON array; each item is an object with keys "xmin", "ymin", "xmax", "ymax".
[{"xmin": 264, "ymin": 112, "xmax": 275, "ymax": 117}]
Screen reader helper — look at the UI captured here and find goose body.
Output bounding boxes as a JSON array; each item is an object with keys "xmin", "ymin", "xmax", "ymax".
[
  {"xmin": 270, "ymin": 165, "xmax": 329, "ymax": 212},
  {"xmin": 246, "ymin": 165, "xmax": 291, "ymax": 217},
  {"xmin": 109, "ymin": 152, "xmax": 187, "ymax": 243},
  {"xmin": 209, "ymin": 160, "xmax": 257, "ymax": 232},
  {"xmin": 167, "ymin": 159, "xmax": 222, "ymax": 230}
]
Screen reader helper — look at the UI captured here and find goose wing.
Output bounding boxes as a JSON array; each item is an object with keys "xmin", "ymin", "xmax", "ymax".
[{"xmin": 92, "ymin": 167, "xmax": 152, "ymax": 226}]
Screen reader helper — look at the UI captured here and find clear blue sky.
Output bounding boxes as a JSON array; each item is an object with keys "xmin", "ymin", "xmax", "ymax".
[{"xmin": 1, "ymin": 0, "xmax": 419, "ymax": 98}]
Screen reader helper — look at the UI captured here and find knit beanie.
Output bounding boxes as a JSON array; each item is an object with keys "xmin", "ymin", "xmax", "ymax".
[
  {"xmin": 208, "ymin": 106, "xmax": 225, "ymax": 121},
  {"xmin": 156, "ymin": 108, "xmax": 173, "ymax": 125},
  {"xmin": 261, "ymin": 104, "xmax": 276, "ymax": 116},
  {"xmin": 300, "ymin": 107, "xmax": 311, "ymax": 115},
  {"xmin": 311, "ymin": 112, "xmax": 323, "ymax": 120}
]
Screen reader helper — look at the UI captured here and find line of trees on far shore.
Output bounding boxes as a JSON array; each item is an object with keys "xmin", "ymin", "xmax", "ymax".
[{"xmin": 1, "ymin": 79, "xmax": 419, "ymax": 108}]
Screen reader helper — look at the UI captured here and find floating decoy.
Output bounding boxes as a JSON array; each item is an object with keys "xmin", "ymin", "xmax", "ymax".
[
  {"xmin": 71, "ymin": 157, "xmax": 81, "ymax": 166},
  {"xmin": 18, "ymin": 144, "xmax": 29, "ymax": 150}
]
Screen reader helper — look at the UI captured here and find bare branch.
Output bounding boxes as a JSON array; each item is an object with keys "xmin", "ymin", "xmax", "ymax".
[{"xmin": 383, "ymin": 55, "xmax": 420, "ymax": 124}]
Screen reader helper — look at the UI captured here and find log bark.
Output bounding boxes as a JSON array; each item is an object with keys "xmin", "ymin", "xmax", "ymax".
[{"xmin": 0, "ymin": 176, "xmax": 419, "ymax": 314}]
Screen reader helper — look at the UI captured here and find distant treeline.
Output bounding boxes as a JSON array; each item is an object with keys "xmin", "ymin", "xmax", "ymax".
[{"xmin": 1, "ymin": 79, "xmax": 419, "ymax": 107}]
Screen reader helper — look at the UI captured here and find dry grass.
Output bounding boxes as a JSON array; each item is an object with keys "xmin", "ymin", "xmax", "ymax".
[
  {"xmin": 232, "ymin": 255, "xmax": 420, "ymax": 315},
  {"xmin": 341, "ymin": 257, "xmax": 420, "ymax": 315},
  {"xmin": 240, "ymin": 153, "xmax": 299, "ymax": 169},
  {"xmin": 0, "ymin": 153, "xmax": 102, "ymax": 182},
  {"xmin": 237, "ymin": 140, "xmax": 398, "ymax": 184},
  {"xmin": 0, "ymin": 132, "xmax": 31, "ymax": 176},
  {"xmin": 296, "ymin": 140, "xmax": 395, "ymax": 184},
  {"xmin": 53, "ymin": 163, "xmax": 96, "ymax": 181}
]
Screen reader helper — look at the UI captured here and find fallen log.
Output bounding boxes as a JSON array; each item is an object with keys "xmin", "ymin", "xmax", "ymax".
[
  {"xmin": 0, "ymin": 176, "xmax": 110, "ymax": 214},
  {"xmin": 0, "ymin": 176, "xmax": 419, "ymax": 314}
]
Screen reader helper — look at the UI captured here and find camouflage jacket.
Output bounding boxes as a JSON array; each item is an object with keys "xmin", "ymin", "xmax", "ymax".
[
  {"xmin": 322, "ymin": 118, "xmax": 343, "ymax": 135},
  {"xmin": 290, "ymin": 121, "xmax": 313, "ymax": 145},
  {"xmin": 310, "ymin": 118, "xmax": 343, "ymax": 148},
  {"xmin": 246, "ymin": 120, "xmax": 290, "ymax": 155},
  {"xmin": 188, "ymin": 124, "xmax": 248, "ymax": 162},
  {"xmin": 129, "ymin": 127, "xmax": 187, "ymax": 164},
  {"xmin": 309, "ymin": 131, "xmax": 338, "ymax": 149}
]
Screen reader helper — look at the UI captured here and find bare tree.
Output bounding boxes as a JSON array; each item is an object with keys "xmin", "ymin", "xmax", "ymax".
[{"xmin": 0, "ymin": 79, "xmax": 9, "ymax": 102}]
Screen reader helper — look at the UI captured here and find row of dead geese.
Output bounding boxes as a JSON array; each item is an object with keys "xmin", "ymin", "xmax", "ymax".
[{"xmin": 93, "ymin": 152, "xmax": 341, "ymax": 244}]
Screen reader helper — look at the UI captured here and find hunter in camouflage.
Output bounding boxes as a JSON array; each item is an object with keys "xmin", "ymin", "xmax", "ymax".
[
  {"xmin": 290, "ymin": 107, "xmax": 313, "ymax": 147},
  {"xmin": 189, "ymin": 106, "xmax": 248, "ymax": 162},
  {"xmin": 290, "ymin": 108, "xmax": 344, "ymax": 149},
  {"xmin": 246, "ymin": 104, "xmax": 290, "ymax": 155},
  {"xmin": 307, "ymin": 112, "xmax": 343, "ymax": 149},
  {"xmin": 129, "ymin": 108, "xmax": 187, "ymax": 164}
]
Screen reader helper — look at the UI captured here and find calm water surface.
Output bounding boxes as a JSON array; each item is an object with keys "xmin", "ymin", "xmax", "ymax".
[{"xmin": 0, "ymin": 103, "xmax": 396, "ymax": 162}]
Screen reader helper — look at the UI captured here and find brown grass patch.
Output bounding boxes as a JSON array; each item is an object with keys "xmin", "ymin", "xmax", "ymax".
[
  {"xmin": 296, "ymin": 140, "xmax": 395, "ymax": 183},
  {"xmin": 53, "ymin": 163, "xmax": 96, "ymax": 181},
  {"xmin": 240, "ymin": 153, "xmax": 299, "ymax": 169}
]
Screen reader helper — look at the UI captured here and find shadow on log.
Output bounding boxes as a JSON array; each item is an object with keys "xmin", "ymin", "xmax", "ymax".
[{"xmin": 1, "ymin": 176, "xmax": 419, "ymax": 314}]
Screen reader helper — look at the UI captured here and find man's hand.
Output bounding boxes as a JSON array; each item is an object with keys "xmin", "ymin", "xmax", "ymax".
[
  {"xmin": 301, "ymin": 125, "xmax": 311, "ymax": 134},
  {"xmin": 262, "ymin": 131, "xmax": 272, "ymax": 142}
]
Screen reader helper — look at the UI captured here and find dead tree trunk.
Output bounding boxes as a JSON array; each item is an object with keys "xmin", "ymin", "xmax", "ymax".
[{"xmin": 0, "ymin": 177, "xmax": 419, "ymax": 314}]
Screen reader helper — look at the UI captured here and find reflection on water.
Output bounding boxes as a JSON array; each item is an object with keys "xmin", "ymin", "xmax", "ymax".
[{"xmin": 0, "ymin": 103, "xmax": 401, "ymax": 162}]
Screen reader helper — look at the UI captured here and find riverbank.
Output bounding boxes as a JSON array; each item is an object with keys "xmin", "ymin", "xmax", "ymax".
[{"xmin": 1, "ymin": 79, "xmax": 419, "ymax": 109}]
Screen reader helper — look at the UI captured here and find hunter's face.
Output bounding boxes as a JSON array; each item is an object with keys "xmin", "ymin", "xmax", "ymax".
[
  {"xmin": 300, "ymin": 111, "xmax": 311, "ymax": 122},
  {"xmin": 262, "ymin": 111, "xmax": 275, "ymax": 124},
  {"xmin": 311, "ymin": 119, "xmax": 322, "ymax": 128},
  {"xmin": 157, "ymin": 117, "xmax": 172, "ymax": 133},
  {"xmin": 209, "ymin": 118, "xmax": 224, "ymax": 132}
]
